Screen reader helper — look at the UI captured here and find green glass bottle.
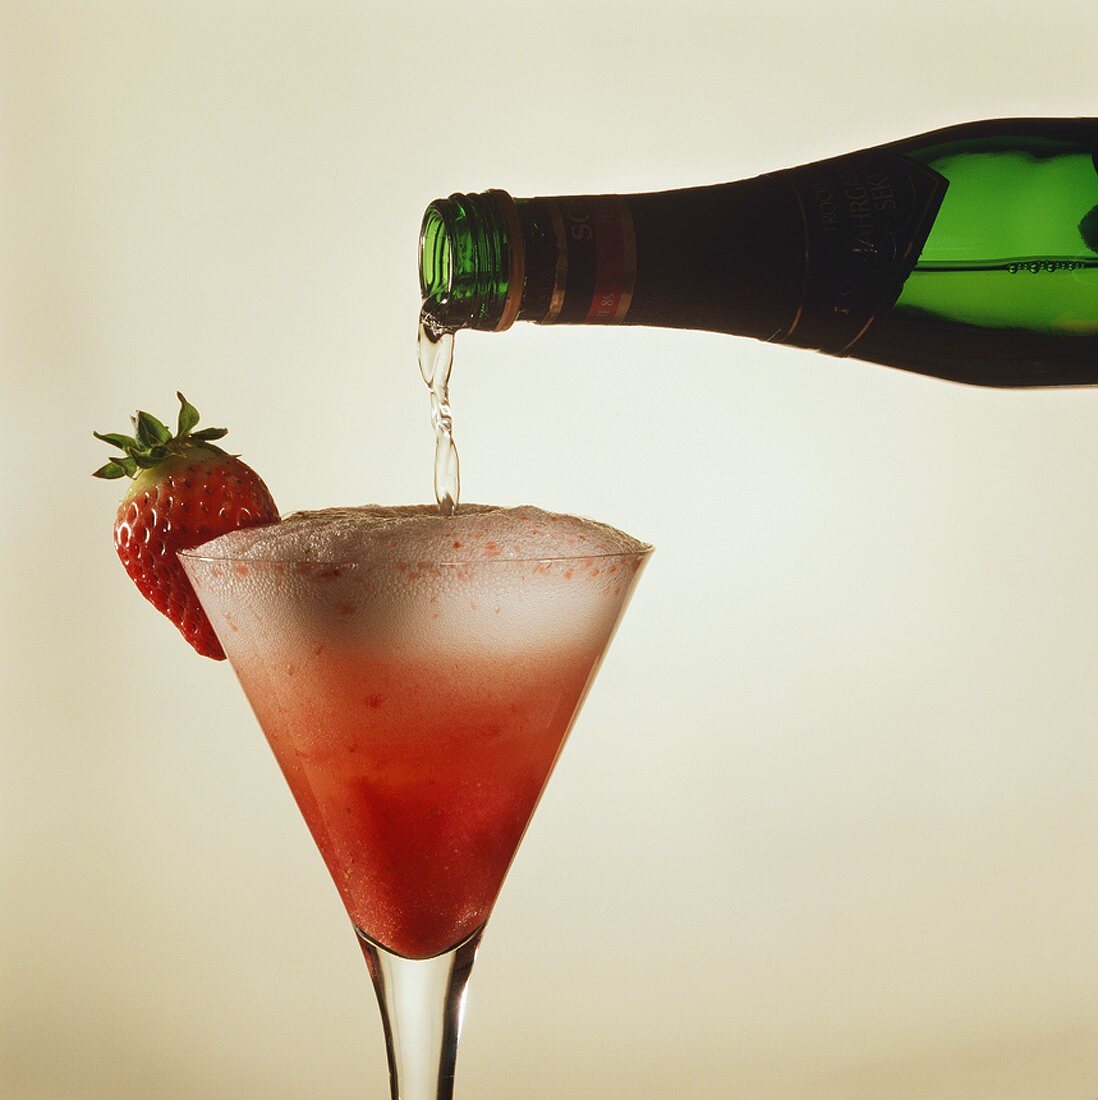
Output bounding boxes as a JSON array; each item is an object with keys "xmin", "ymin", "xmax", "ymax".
[{"xmin": 419, "ymin": 118, "xmax": 1098, "ymax": 386}]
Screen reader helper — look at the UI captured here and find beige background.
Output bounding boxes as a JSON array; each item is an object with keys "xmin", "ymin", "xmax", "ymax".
[{"xmin": 4, "ymin": 2, "xmax": 1098, "ymax": 1097}]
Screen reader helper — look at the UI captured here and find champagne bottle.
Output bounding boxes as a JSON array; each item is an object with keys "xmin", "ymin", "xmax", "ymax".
[{"xmin": 419, "ymin": 118, "xmax": 1098, "ymax": 387}]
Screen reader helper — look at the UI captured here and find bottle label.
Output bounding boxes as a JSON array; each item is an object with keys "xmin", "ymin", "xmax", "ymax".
[
  {"xmin": 779, "ymin": 151, "xmax": 948, "ymax": 354},
  {"xmin": 540, "ymin": 196, "xmax": 636, "ymax": 324}
]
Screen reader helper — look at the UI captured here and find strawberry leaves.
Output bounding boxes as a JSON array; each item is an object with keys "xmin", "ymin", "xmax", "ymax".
[
  {"xmin": 93, "ymin": 392, "xmax": 228, "ymax": 479},
  {"xmin": 190, "ymin": 427, "xmax": 229, "ymax": 442},
  {"xmin": 135, "ymin": 410, "xmax": 172, "ymax": 447},
  {"xmin": 176, "ymin": 393, "xmax": 200, "ymax": 436},
  {"xmin": 94, "ymin": 432, "xmax": 140, "ymax": 451},
  {"xmin": 92, "ymin": 457, "xmax": 136, "ymax": 480}
]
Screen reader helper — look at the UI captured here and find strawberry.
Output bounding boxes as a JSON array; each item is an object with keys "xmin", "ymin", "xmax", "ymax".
[{"xmin": 93, "ymin": 393, "xmax": 279, "ymax": 660}]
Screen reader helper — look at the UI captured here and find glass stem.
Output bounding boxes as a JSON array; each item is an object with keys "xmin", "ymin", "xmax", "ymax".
[{"xmin": 358, "ymin": 927, "xmax": 483, "ymax": 1100}]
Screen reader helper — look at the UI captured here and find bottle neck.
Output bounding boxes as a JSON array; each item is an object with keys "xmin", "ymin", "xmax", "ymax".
[
  {"xmin": 419, "ymin": 190, "xmax": 637, "ymax": 332},
  {"xmin": 419, "ymin": 191, "xmax": 524, "ymax": 332}
]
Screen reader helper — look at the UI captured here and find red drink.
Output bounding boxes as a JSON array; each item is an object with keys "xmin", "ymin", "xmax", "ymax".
[
  {"xmin": 244, "ymin": 644, "xmax": 601, "ymax": 958},
  {"xmin": 184, "ymin": 506, "xmax": 649, "ymax": 959}
]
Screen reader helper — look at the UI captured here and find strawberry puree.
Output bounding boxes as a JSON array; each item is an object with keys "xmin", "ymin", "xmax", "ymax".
[{"xmin": 242, "ymin": 644, "xmax": 599, "ymax": 958}]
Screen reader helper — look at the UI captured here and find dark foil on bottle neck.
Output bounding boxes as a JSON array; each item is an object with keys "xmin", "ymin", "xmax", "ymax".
[
  {"xmin": 515, "ymin": 195, "xmax": 637, "ymax": 325},
  {"xmin": 514, "ymin": 199, "xmax": 559, "ymax": 323}
]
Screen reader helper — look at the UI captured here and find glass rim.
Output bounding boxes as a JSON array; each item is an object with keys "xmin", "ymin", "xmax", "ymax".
[{"xmin": 177, "ymin": 543, "xmax": 653, "ymax": 568}]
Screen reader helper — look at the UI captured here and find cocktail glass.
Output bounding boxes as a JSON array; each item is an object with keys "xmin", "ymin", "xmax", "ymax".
[{"xmin": 180, "ymin": 534, "xmax": 650, "ymax": 1098}]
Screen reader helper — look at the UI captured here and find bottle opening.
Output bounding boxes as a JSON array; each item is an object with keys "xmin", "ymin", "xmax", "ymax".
[
  {"xmin": 417, "ymin": 193, "xmax": 514, "ymax": 331},
  {"xmin": 419, "ymin": 204, "xmax": 453, "ymax": 307}
]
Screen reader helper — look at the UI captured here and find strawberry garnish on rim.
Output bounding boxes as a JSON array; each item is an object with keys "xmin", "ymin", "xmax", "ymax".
[{"xmin": 93, "ymin": 392, "xmax": 279, "ymax": 660}]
